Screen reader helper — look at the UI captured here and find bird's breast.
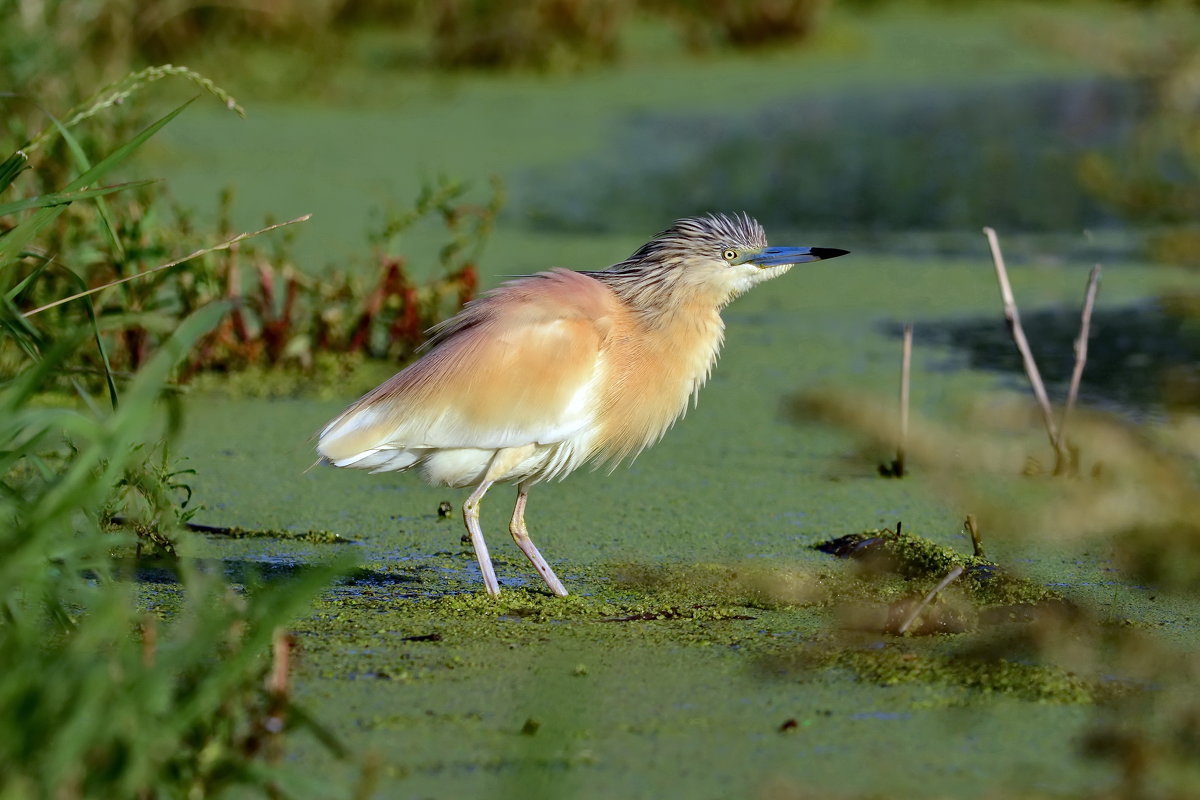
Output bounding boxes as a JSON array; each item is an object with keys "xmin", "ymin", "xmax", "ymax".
[{"xmin": 594, "ymin": 305, "xmax": 725, "ymax": 465}]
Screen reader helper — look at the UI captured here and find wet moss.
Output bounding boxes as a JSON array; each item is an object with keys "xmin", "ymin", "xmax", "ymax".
[
  {"xmin": 830, "ymin": 646, "xmax": 1099, "ymax": 704},
  {"xmin": 816, "ymin": 528, "xmax": 1062, "ymax": 608},
  {"xmin": 195, "ymin": 523, "xmax": 351, "ymax": 544},
  {"xmin": 416, "ymin": 587, "xmax": 627, "ymax": 621}
]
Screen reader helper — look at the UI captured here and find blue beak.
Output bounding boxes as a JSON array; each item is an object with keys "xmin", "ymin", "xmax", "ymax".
[{"xmin": 746, "ymin": 246, "xmax": 849, "ymax": 268}]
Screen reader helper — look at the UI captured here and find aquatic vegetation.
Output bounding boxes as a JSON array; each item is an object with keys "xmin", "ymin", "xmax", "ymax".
[
  {"xmin": 793, "ymin": 379, "xmax": 1200, "ymax": 794},
  {"xmin": 825, "ymin": 527, "xmax": 1055, "ymax": 598},
  {"xmin": 0, "ymin": 306, "xmax": 351, "ymax": 798},
  {"xmin": 5, "ymin": 137, "xmax": 497, "ymax": 390},
  {"xmin": 773, "ymin": 642, "xmax": 1101, "ymax": 704},
  {"xmin": 176, "ymin": 177, "xmax": 495, "ymax": 381}
]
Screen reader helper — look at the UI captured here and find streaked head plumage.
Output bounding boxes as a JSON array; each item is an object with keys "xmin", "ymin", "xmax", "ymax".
[
  {"xmin": 590, "ymin": 212, "xmax": 845, "ymax": 314},
  {"xmin": 634, "ymin": 213, "xmax": 769, "ymax": 266}
]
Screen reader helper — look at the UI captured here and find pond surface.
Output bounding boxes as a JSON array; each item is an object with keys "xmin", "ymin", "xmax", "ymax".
[
  {"xmin": 139, "ymin": 6, "xmax": 1200, "ymax": 794},
  {"xmin": 165, "ymin": 248, "xmax": 1195, "ymax": 799}
]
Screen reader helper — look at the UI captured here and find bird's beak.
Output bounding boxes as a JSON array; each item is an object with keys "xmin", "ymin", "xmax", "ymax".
[{"xmin": 745, "ymin": 246, "xmax": 850, "ymax": 268}]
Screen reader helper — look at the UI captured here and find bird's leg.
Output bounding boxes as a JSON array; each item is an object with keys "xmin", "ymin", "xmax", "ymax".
[
  {"xmin": 509, "ymin": 481, "xmax": 568, "ymax": 597},
  {"xmin": 463, "ymin": 479, "xmax": 500, "ymax": 596}
]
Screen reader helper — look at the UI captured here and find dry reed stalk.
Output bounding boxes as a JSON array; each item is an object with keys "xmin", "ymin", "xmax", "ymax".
[
  {"xmin": 1055, "ymin": 264, "xmax": 1102, "ymax": 462},
  {"xmin": 21, "ymin": 215, "xmax": 311, "ymax": 317},
  {"xmin": 898, "ymin": 323, "xmax": 912, "ymax": 476},
  {"xmin": 140, "ymin": 614, "xmax": 157, "ymax": 667},
  {"xmin": 982, "ymin": 226, "xmax": 1067, "ymax": 469},
  {"xmin": 267, "ymin": 628, "xmax": 290, "ymax": 700}
]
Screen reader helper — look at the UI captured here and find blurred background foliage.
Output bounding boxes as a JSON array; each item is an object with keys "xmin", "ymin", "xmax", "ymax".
[
  {"xmin": 4, "ymin": 0, "xmax": 836, "ymax": 96},
  {"xmin": 7, "ymin": 0, "xmax": 1196, "ymax": 264}
]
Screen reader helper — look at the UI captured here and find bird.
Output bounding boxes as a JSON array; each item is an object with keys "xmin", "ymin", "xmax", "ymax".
[{"xmin": 317, "ymin": 213, "xmax": 848, "ymax": 597}]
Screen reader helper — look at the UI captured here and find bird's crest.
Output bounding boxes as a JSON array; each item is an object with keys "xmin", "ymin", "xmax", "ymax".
[
  {"xmin": 625, "ymin": 212, "xmax": 768, "ymax": 267},
  {"xmin": 661, "ymin": 212, "xmax": 767, "ymax": 251}
]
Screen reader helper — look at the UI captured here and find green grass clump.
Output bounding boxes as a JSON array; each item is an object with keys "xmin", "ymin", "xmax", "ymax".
[
  {"xmin": 0, "ymin": 81, "xmax": 354, "ymax": 797},
  {"xmin": 5, "ymin": 81, "xmax": 499, "ymax": 393}
]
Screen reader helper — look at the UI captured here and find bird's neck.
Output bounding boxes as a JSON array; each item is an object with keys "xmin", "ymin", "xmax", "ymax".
[
  {"xmin": 592, "ymin": 291, "xmax": 726, "ymax": 466},
  {"xmin": 614, "ymin": 284, "xmax": 735, "ymax": 331},
  {"xmin": 591, "ymin": 262, "xmax": 738, "ymax": 326}
]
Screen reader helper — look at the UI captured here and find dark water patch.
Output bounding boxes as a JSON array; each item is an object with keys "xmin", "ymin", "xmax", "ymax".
[
  {"xmin": 513, "ymin": 78, "xmax": 1142, "ymax": 238},
  {"xmin": 122, "ymin": 557, "xmax": 451, "ymax": 592},
  {"xmin": 113, "ymin": 556, "xmax": 313, "ymax": 586},
  {"xmin": 899, "ymin": 299, "xmax": 1199, "ymax": 417}
]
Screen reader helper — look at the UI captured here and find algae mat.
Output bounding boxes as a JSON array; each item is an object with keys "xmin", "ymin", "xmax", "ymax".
[{"xmin": 170, "ymin": 251, "xmax": 1197, "ymax": 798}]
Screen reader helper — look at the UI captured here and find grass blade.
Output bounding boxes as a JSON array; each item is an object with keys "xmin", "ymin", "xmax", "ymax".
[
  {"xmin": 45, "ymin": 111, "xmax": 125, "ymax": 258},
  {"xmin": 0, "ymin": 98, "xmax": 195, "ymax": 270},
  {"xmin": 28, "ymin": 303, "xmax": 227, "ymax": 529},
  {"xmin": 0, "ymin": 181, "xmax": 155, "ymax": 217},
  {"xmin": 0, "ymin": 151, "xmax": 29, "ymax": 193},
  {"xmin": 52, "ymin": 263, "xmax": 120, "ymax": 409},
  {"xmin": 4, "ymin": 255, "xmax": 53, "ymax": 302}
]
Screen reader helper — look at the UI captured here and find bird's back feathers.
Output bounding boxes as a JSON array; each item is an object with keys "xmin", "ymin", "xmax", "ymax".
[{"xmin": 318, "ymin": 269, "xmax": 615, "ymax": 466}]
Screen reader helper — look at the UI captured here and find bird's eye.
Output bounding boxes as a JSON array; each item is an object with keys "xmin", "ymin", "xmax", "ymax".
[{"xmin": 722, "ymin": 249, "xmax": 738, "ymax": 261}]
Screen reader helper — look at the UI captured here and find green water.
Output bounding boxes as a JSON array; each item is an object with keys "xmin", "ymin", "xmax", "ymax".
[
  {"xmin": 168, "ymin": 251, "xmax": 1195, "ymax": 798},
  {"xmin": 132, "ymin": 4, "xmax": 1200, "ymax": 796}
]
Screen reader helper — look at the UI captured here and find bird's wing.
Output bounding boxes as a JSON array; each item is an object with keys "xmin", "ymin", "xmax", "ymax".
[{"xmin": 318, "ymin": 269, "xmax": 615, "ymax": 461}]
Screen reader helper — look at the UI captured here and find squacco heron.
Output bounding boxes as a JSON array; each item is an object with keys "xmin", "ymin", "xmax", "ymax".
[{"xmin": 318, "ymin": 213, "xmax": 847, "ymax": 597}]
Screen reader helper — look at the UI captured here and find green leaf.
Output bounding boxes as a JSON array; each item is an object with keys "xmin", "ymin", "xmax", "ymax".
[
  {"xmin": 54, "ymin": 263, "xmax": 121, "ymax": 410},
  {"xmin": 0, "ymin": 151, "xmax": 29, "ymax": 193},
  {"xmin": 0, "ymin": 98, "xmax": 194, "ymax": 270},
  {"xmin": 46, "ymin": 111, "xmax": 125, "ymax": 258},
  {"xmin": 3, "ymin": 254, "xmax": 52, "ymax": 303},
  {"xmin": 28, "ymin": 302, "xmax": 226, "ymax": 529}
]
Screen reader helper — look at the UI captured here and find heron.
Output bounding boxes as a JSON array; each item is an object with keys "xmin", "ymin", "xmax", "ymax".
[{"xmin": 317, "ymin": 213, "xmax": 847, "ymax": 597}]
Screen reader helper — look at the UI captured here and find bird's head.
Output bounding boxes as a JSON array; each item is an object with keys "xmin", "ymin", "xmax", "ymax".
[{"xmin": 607, "ymin": 213, "xmax": 848, "ymax": 313}]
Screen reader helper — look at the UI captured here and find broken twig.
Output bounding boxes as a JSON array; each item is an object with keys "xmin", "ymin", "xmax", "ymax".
[
  {"xmin": 965, "ymin": 514, "xmax": 984, "ymax": 558},
  {"xmin": 896, "ymin": 565, "xmax": 965, "ymax": 635}
]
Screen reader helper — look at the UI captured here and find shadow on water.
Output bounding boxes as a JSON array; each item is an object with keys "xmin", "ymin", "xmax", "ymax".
[
  {"xmin": 899, "ymin": 299, "xmax": 1199, "ymax": 417},
  {"xmin": 121, "ymin": 558, "xmax": 435, "ymax": 588},
  {"xmin": 122, "ymin": 550, "xmax": 503, "ymax": 600}
]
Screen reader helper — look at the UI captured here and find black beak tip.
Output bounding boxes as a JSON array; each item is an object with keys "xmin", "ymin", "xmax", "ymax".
[{"xmin": 812, "ymin": 247, "xmax": 850, "ymax": 261}]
